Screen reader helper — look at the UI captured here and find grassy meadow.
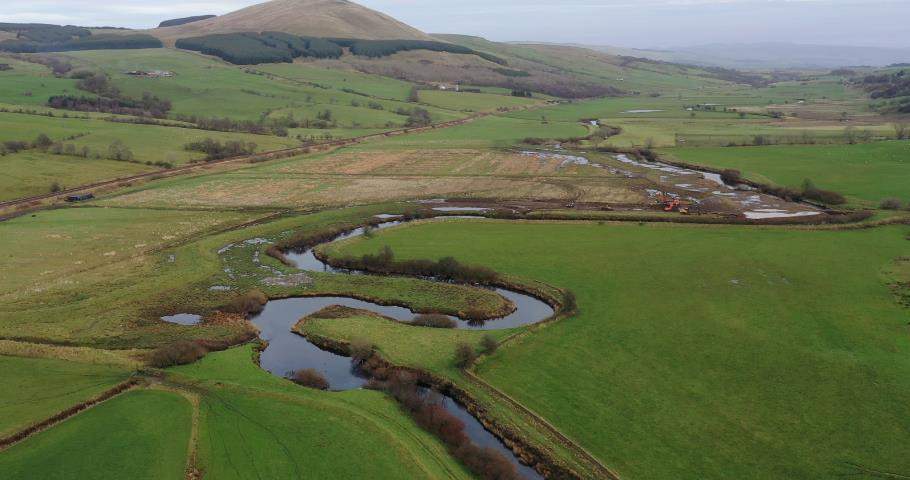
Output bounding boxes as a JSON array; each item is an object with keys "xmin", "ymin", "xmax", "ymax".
[
  {"xmin": 0, "ymin": 356, "xmax": 130, "ymax": 437},
  {"xmin": 169, "ymin": 344, "xmax": 472, "ymax": 480},
  {"xmin": 0, "ymin": 111, "xmax": 300, "ymax": 165},
  {"xmin": 0, "ymin": 151, "xmax": 155, "ymax": 201},
  {"xmin": 299, "ymin": 311, "xmax": 515, "ymax": 377},
  {"xmin": 332, "ymin": 219, "xmax": 910, "ymax": 480},
  {"xmin": 0, "ymin": 390, "xmax": 192, "ymax": 480},
  {"xmin": 0, "ymin": 56, "xmax": 77, "ymax": 106},
  {"xmin": 63, "ymin": 49, "xmax": 463, "ymax": 124}
]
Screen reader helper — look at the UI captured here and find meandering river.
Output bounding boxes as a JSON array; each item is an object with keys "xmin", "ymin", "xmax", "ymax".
[{"xmin": 255, "ymin": 217, "xmax": 549, "ymax": 479}]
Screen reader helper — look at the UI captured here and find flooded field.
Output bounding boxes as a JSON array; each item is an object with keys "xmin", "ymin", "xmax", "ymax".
[{"xmin": 520, "ymin": 149, "xmax": 821, "ymax": 219}]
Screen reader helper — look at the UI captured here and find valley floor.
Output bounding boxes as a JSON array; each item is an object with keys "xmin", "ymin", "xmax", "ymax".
[{"xmin": 1, "ymin": 44, "xmax": 909, "ymax": 480}]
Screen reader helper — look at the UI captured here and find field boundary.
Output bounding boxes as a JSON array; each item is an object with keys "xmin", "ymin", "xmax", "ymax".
[
  {"xmin": 463, "ymin": 369, "xmax": 621, "ymax": 480},
  {"xmin": 0, "ymin": 377, "xmax": 142, "ymax": 451}
]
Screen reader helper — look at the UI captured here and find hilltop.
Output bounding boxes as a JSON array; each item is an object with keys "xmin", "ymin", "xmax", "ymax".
[{"xmin": 151, "ymin": 0, "xmax": 432, "ymax": 45}]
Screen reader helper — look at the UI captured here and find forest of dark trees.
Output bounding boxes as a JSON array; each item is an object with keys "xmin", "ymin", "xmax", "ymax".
[
  {"xmin": 158, "ymin": 15, "xmax": 217, "ymax": 28},
  {"xmin": 175, "ymin": 32, "xmax": 504, "ymax": 66},
  {"xmin": 859, "ymin": 70, "xmax": 910, "ymax": 113},
  {"xmin": 0, "ymin": 23, "xmax": 91, "ymax": 43},
  {"xmin": 0, "ymin": 29, "xmax": 161, "ymax": 53}
]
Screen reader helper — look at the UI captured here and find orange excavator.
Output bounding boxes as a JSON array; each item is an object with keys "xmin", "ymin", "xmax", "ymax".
[{"xmin": 657, "ymin": 194, "xmax": 690, "ymax": 214}]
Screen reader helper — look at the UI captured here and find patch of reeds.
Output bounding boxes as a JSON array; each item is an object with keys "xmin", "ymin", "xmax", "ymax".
[
  {"xmin": 148, "ymin": 341, "xmax": 207, "ymax": 368},
  {"xmin": 222, "ymin": 289, "xmax": 268, "ymax": 315}
]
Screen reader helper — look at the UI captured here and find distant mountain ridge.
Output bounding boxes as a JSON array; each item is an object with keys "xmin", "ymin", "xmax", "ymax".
[
  {"xmin": 151, "ymin": 0, "xmax": 432, "ymax": 45},
  {"xmin": 568, "ymin": 42, "xmax": 910, "ymax": 69}
]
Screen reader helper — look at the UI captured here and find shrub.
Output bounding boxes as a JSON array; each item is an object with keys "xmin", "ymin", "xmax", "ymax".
[
  {"xmin": 378, "ymin": 374, "xmax": 520, "ymax": 480},
  {"xmin": 454, "ymin": 444, "xmax": 521, "ymax": 480},
  {"xmin": 880, "ymin": 198, "xmax": 903, "ymax": 210},
  {"xmin": 107, "ymin": 140, "xmax": 134, "ymax": 161},
  {"xmin": 720, "ymin": 169, "xmax": 742, "ymax": 185},
  {"xmin": 801, "ymin": 179, "xmax": 846, "ymax": 205},
  {"xmin": 49, "ymin": 182, "xmax": 62, "ymax": 193},
  {"xmin": 48, "ymin": 91, "xmax": 171, "ymax": 118},
  {"xmin": 292, "ymin": 368, "xmax": 329, "ymax": 390},
  {"xmin": 406, "ymin": 108, "xmax": 432, "ymax": 127},
  {"xmin": 563, "ymin": 290, "xmax": 578, "ymax": 313},
  {"xmin": 410, "ymin": 314, "xmax": 457, "ymax": 329},
  {"xmin": 349, "ymin": 338, "xmax": 375, "ymax": 363},
  {"xmin": 32, "ymin": 133, "xmax": 53, "ymax": 149},
  {"xmin": 3, "ymin": 140, "xmax": 28, "ymax": 154},
  {"xmin": 223, "ymin": 289, "xmax": 268, "ymax": 315},
  {"xmin": 454, "ymin": 343, "xmax": 477, "ymax": 369},
  {"xmin": 149, "ymin": 341, "xmax": 207, "ymax": 368},
  {"xmin": 331, "ymin": 249, "xmax": 499, "ymax": 285},
  {"xmin": 460, "ymin": 308, "xmax": 489, "ymax": 322},
  {"xmin": 184, "ymin": 138, "xmax": 257, "ymax": 161},
  {"xmin": 481, "ymin": 335, "xmax": 498, "ymax": 354}
]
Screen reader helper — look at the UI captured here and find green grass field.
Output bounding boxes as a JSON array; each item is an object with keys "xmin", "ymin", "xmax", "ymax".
[
  {"xmin": 299, "ymin": 311, "xmax": 514, "ymax": 377},
  {"xmin": 0, "ymin": 151, "xmax": 155, "ymax": 201},
  {"xmin": 0, "ymin": 56, "xmax": 77, "ymax": 107},
  {"xmin": 63, "ymin": 49, "xmax": 462, "ymax": 125},
  {"xmin": 0, "ymin": 111, "xmax": 300, "ymax": 165},
  {"xmin": 332, "ymin": 219, "xmax": 910, "ymax": 480},
  {"xmin": 257, "ymin": 62, "xmax": 416, "ymax": 101},
  {"xmin": 169, "ymin": 345, "xmax": 471, "ymax": 479},
  {"xmin": 361, "ymin": 115, "xmax": 588, "ymax": 150},
  {"xmin": 0, "ymin": 389, "xmax": 192, "ymax": 480},
  {"xmin": 418, "ymin": 90, "xmax": 540, "ymax": 112},
  {"xmin": 0, "ymin": 355, "xmax": 130, "ymax": 437},
  {"xmin": 665, "ymin": 141, "xmax": 910, "ymax": 205}
]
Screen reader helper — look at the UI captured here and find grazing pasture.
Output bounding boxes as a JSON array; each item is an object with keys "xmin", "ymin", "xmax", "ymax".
[
  {"xmin": 0, "ymin": 355, "xmax": 130, "ymax": 437},
  {"xmin": 0, "ymin": 151, "xmax": 154, "ymax": 201},
  {"xmin": 332, "ymin": 219, "xmax": 910, "ymax": 480},
  {"xmin": 63, "ymin": 49, "xmax": 461, "ymax": 125},
  {"xmin": 169, "ymin": 345, "xmax": 472, "ymax": 480},
  {"xmin": 417, "ymin": 90, "xmax": 541, "ymax": 112},
  {"xmin": 0, "ymin": 390, "xmax": 192, "ymax": 480}
]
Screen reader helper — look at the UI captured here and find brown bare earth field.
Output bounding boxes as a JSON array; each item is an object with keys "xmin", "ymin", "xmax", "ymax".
[
  {"xmin": 99, "ymin": 149, "xmax": 647, "ymax": 209},
  {"xmin": 273, "ymin": 149, "xmax": 579, "ymax": 176}
]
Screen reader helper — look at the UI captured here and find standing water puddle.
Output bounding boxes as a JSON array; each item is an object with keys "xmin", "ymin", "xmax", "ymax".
[{"xmin": 161, "ymin": 313, "xmax": 202, "ymax": 325}]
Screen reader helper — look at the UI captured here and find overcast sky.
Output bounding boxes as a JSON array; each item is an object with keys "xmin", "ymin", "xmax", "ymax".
[{"xmin": 2, "ymin": 0, "xmax": 909, "ymax": 49}]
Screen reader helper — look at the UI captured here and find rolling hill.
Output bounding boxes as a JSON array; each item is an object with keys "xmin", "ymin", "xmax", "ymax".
[{"xmin": 151, "ymin": 0, "xmax": 432, "ymax": 45}]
